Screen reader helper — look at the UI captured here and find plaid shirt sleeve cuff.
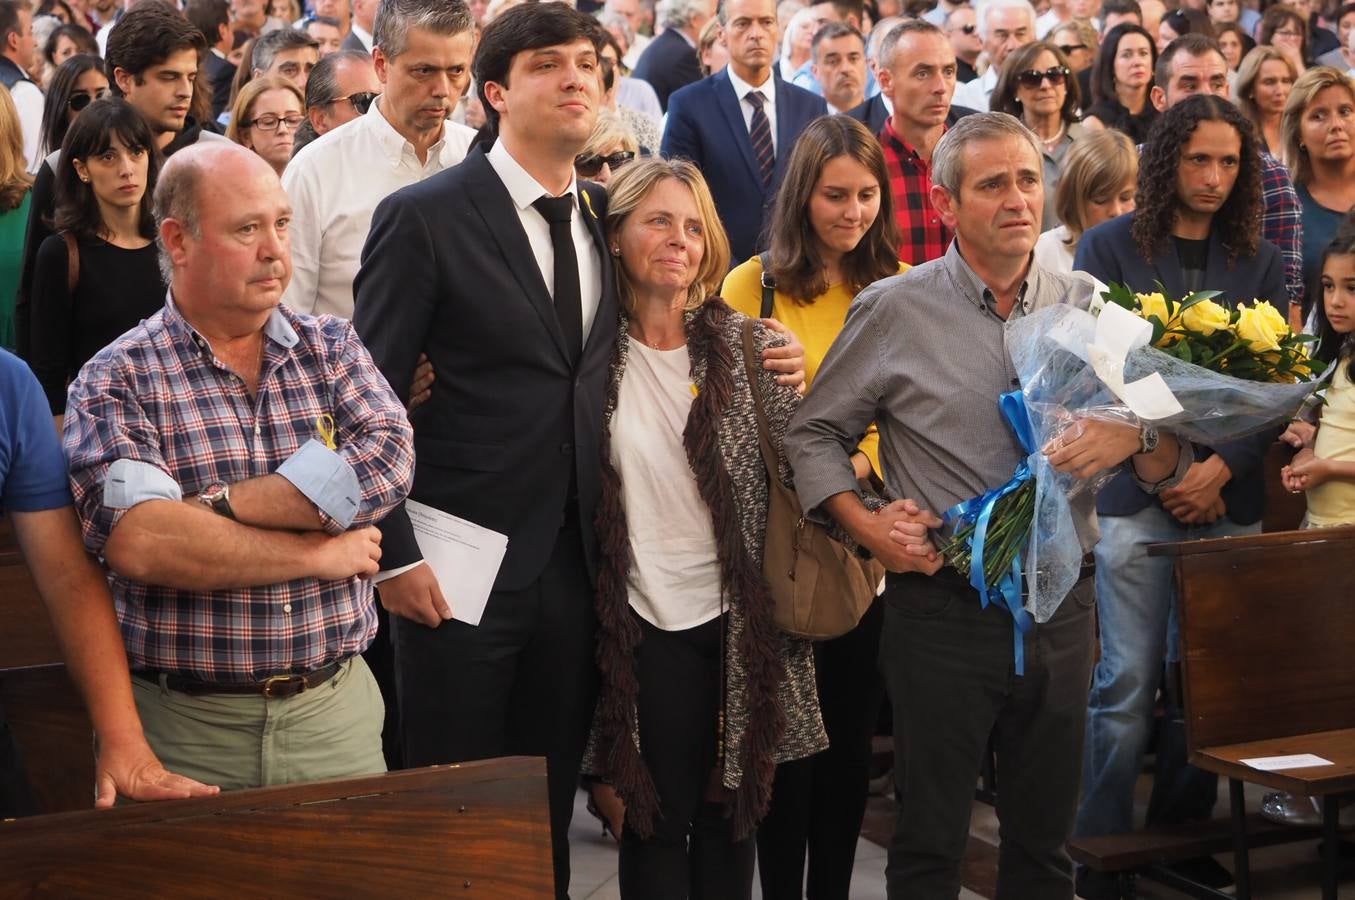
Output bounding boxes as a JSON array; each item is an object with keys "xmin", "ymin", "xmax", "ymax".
[{"xmin": 276, "ymin": 438, "xmax": 361, "ymax": 533}]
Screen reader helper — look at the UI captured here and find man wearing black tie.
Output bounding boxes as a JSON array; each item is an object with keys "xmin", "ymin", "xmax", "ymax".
[{"xmin": 352, "ymin": 5, "xmax": 803, "ymax": 896}]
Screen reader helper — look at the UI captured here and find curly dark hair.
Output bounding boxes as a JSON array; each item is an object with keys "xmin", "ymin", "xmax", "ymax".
[{"xmin": 1132, "ymin": 93, "xmax": 1262, "ymax": 264}]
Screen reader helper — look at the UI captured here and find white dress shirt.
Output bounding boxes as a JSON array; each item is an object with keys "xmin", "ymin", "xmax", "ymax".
[
  {"xmin": 10, "ymin": 80, "xmax": 41, "ymax": 174},
  {"xmin": 485, "ymin": 140, "xmax": 603, "ymax": 348},
  {"xmin": 725, "ymin": 67, "xmax": 779, "ymax": 156},
  {"xmin": 952, "ymin": 66, "xmax": 998, "ymax": 111},
  {"xmin": 281, "ymin": 97, "xmax": 477, "ymax": 319}
]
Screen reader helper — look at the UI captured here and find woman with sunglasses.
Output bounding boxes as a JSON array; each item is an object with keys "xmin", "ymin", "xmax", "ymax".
[
  {"xmin": 575, "ymin": 110, "xmax": 639, "ymax": 186},
  {"xmin": 993, "ymin": 41, "xmax": 1094, "ymax": 232},
  {"xmin": 28, "ymin": 98, "xmax": 164, "ymax": 425},
  {"xmin": 37, "ymin": 53, "xmax": 106, "ymax": 162},
  {"xmin": 1049, "ymin": 18, "xmax": 1098, "ymax": 75},
  {"xmin": 227, "ymin": 76, "xmax": 306, "ymax": 177},
  {"xmin": 720, "ymin": 114, "xmax": 903, "ymax": 900},
  {"xmin": 1083, "ymin": 23, "xmax": 1160, "ymax": 143}
]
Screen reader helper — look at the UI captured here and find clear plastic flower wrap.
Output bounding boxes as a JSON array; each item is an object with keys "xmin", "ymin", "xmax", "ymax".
[{"xmin": 1003, "ymin": 302, "xmax": 1325, "ymax": 624}]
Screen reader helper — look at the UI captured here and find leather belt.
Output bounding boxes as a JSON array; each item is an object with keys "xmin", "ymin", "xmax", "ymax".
[{"xmin": 133, "ymin": 658, "xmax": 346, "ymax": 698}]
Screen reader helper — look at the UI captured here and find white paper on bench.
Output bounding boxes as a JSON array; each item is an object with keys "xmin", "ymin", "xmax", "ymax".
[
  {"xmin": 406, "ymin": 499, "xmax": 508, "ymax": 627},
  {"xmin": 1240, "ymin": 753, "xmax": 1335, "ymax": 771}
]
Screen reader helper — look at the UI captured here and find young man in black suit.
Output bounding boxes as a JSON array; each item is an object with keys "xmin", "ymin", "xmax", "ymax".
[
  {"xmin": 186, "ymin": 0, "xmax": 236, "ymax": 120},
  {"xmin": 353, "ymin": 5, "xmax": 801, "ymax": 896}
]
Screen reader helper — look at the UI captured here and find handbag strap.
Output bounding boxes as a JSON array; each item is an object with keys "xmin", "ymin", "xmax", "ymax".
[
  {"xmin": 758, "ymin": 251, "xmax": 775, "ymax": 319},
  {"xmin": 741, "ymin": 318, "xmax": 783, "ymax": 482}
]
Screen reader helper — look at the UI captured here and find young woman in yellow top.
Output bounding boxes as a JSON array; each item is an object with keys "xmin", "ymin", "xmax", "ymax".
[{"xmin": 720, "ymin": 113, "xmax": 905, "ymax": 900}]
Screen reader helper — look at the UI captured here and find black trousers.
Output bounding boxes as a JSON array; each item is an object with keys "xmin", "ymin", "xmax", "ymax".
[
  {"xmin": 618, "ymin": 614, "xmax": 756, "ymax": 900},
  {"xmin": 879, "ymin": 571, "xmax": 1095, "ymax": 900},
  {"xmin": 390, "ymin": 523, "xmax": 598, "ymax": 900},
  {"xmin": 756, "ymin": 597, "xmax": 885, "ymax": 900}
]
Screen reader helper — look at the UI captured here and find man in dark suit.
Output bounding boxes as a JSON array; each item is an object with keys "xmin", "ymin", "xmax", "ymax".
[
  {"xmin": 662, "ymin": 0, "xmax": 826, "ymax": 265},
  {"xmin": 352, "ymin": 4, "xmax": 803, "ymax": 896},
  {"xmin": 631, "ymin": 0, "xmax": 710, "ymax": 111},
  {"xmin": 186, "ymin": 0, "xmax": 237, "ymax": 119},
  {"xmin": 341, "ymin": 0, "xmax": 375, "ymax": 51},
  {"xmin": 1072, "ymin": 93, "xmax": 1284, "ymax": 899}
]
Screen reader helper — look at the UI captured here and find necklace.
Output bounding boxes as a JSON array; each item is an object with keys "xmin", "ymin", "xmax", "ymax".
[
  {"xmin": 630, "ymin": 327, "xmax": 683, "ymax": 351},
  {"xmin": 1039, "ymin": 121, "xmax": 1067, "ymax": 151}
]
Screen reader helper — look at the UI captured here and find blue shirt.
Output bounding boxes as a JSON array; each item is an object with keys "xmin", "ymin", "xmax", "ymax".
[
  {"xmin": 0, "ymin": 350, "xmax": 71, "ymax": 513},
  {"xmin": 1298, "ymin": 182, "xmax": 1345, "ymax": 311}
]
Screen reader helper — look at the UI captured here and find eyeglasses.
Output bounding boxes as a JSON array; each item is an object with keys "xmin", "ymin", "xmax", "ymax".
[
  {"xmin": 67, "ymin": 88, "xmax": 108, "ymax": 111},
  {"xmin": 955, "ymin": 23, "xmax": 976, "ymax": 34},
  {"xmin": 327, "ymin": 91, "xmax": 379, "ymax": 114},
  {"xmin": 1015, "ymin": 65, "xmax": 1069, "ymax": 88},
  {"xmin": 247, "ymin": 113, "xmax": 305, "ymax": 131},
  {"xmin": 1274, "ymin": 28, "xmax": 1304, "ymax": 37},
  {"xmin": 574, "ymin": 150, "xmax": 635, "ymax": 177},
  {"xmin": 1057, "ymin": 43, "xmax": 1088, "ymax": 54}
]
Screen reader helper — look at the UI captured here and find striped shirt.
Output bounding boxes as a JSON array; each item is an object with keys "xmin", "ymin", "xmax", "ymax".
[
  {"xmin": 880, "ymin": 119, "xmax": 952, "ymax": 267},
  {"xmin": 64, "ymin": 296, "xmax": 414, "ymax": 682}
]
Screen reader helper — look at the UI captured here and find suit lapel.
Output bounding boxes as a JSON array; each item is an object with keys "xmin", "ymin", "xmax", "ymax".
[
  {"xmin": 772, "ymin": 79, "xmax": 796, "ymax": 182},
  {"xmin": 462, "ymin": 149, "xmax": 572, "ymax": 365},
  {"xmin": 1204, "ymin": 230, "xmax": 1236, "ymax": 303},
  {"xmin": 714, "ymin": 73, "xmax": 760, "ymax": 182},
  {"xmin": 1151, "ymin": 239, "xmax": 1186, "ymax": 299},
  {"xmin": 578, "ymin": 183, "xmax": 618, "ymax": 362}
]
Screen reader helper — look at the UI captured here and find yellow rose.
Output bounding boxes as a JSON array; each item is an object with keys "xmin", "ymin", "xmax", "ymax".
[
  {"xmin": 1235, "ymin": 304, "xmax": 1283, "ymax": 353},
  {"xmin": 1136, "ymin": 292, "xmax": 1177, "ymax": 327},
  {"xmin": 1179, "ymin": 298, "xmax": 1232, "ymax": 336},
  {"xmin": 1252, "ymin": 299, "xmax": 1290, "ymax": 338}
]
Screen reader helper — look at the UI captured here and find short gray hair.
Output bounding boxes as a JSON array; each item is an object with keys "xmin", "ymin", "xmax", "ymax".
[
  {"xmin": 597, "ymin": 9, "xmax": 634, "ymax": 46},
  {"xmin": 153, "ymin": 153, "xmax": 206, "ymax": 283},
  {"xmin": 975, "ymin": 0, "xmax": 1036, "ymax": 40},
  {"xmin": 251, "ymin": 27, "xmax": 320, "ymax": 75},
  {"xmin": 877, "ymin": 18, "xmax": 941, "ymax": 71},
  {"xmin": 374, "ymin": 0, "xmax": 474, "ymax": 59},
  {"xmin": 931, "ymin": 112, "xmax": 1042, "ymax": 196},
  {"xmin": 866, "ymin": 14, "xmax": 902, "ymax": 61},
  {"xmin": 658, "ymin": 0, "xmax": 708, "ymax": 29}
]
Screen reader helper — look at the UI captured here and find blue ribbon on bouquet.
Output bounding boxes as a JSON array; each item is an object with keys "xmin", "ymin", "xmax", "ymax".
[{"xmin": 943, "ymin": 390, "xmax": 1037, "ymax": 675}]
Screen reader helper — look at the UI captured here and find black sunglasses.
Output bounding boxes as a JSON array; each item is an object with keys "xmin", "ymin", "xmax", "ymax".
[
  {"xmin": 574, "ymin": 150, "xmax": 635, "ymax": 177},
  {"xmin": 958, "ymin": 23, "xmax": 976, "ymax": 34},
  {"xmin": 1057, "ymin": 43, "xmax": 1088, "ymax": 54},
  {"xmin": 1016, "ymin": 65, "xmax": 1069, "ymax": 88},
  {"xmin": 67, "ymin": 88, "xmax": 108, "ymax": 111},
  {"xmin": 328, "ymin": 90, "xmax": 379, "ymax": 114}
]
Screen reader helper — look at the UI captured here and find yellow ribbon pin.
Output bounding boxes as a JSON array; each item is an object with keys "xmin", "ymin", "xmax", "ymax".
[
  {"xmin": 580, "ymin": 189, "xmax": 598, "ymax": 220},
  {"xmin": 315, "ymin": 414, "xmax": 337, "ymax": 450}
]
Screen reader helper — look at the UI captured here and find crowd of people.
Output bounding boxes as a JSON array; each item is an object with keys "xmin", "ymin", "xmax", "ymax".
[{"xmin": 0, "ymin": 0, "xmax": 1353, "ymax": 898}]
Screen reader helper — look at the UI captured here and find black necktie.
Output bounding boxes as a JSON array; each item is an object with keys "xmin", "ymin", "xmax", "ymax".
[
  {"xmin": 747, "ymin": 90, "xmax": 774, "ymax": 187},
  {"xmin": 531, "ymin": 194, "xmax": 583, "ymax": 366}
]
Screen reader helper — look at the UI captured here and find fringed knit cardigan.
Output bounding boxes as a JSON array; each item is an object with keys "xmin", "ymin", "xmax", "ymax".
[{"xmin": 582, "ymin": 298, "xmax": 828, "ymax": 842}]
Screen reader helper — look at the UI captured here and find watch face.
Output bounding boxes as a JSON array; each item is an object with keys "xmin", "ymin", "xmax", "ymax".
[{"xmin": 202, "ymin": 482, "xmax": 228, "ymax": 501}]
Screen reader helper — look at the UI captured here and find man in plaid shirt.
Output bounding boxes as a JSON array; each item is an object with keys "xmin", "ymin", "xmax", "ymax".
[
  {"xmin": 875, "ymin": 19, "xmax": 978, "ymax": 265},
  {"xmin": 64, "ymin": 143, "xmax": 415, "ymax": 792}
]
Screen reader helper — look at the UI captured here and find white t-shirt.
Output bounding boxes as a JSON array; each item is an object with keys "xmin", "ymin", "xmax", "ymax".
[
  {"xmin": 1034, "ymin": 224, "xmax": 1076, "ymax": 276},
  {"xmin": 611, "ymin": 340, "xmax": 723, "ymax": 631}
]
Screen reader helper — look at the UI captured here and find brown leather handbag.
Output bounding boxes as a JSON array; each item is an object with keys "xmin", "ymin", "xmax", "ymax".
[{"xmin": 740, "ymin": 319, "xmax": 884, "ymax": 640}]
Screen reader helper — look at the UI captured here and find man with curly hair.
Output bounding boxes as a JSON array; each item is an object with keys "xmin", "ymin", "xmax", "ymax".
[{"xmin": 1072, "ymin": 92, "xmax": 1286, "ymax": 898}]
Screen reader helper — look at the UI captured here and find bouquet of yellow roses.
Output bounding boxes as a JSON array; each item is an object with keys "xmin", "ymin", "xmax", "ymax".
[{"xmin": 939, "ymin": 285, "xmax": 1326, "ymax": 646}]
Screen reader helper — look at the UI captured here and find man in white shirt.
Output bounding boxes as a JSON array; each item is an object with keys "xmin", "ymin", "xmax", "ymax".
[
  {"xmin": 282, "ymin": 0, "xmax": 476, "ymax": 318},
  {"xmin": 341, "ymin": 0, "xmax": 375, "ymax": 52},
  {"xmin": 1035, "ymin": 0, "xmax": 1101, "ymax": 37},
  {"xmin": 952, "ymin": 0, "xmax": 1036, "ymax": 111},
  {"xmin": 0, "ymin": 1, "xmax": 41, "ymax": 173}
]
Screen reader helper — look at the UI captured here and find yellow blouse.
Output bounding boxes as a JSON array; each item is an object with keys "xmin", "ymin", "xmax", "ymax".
[
  {"xmin": 721, "ymin": 255, "xmax": 909, "ymax": 475},
  {"xmin": 1308, "ymin": 361, "xmax": 1355, "ymax": 528}
]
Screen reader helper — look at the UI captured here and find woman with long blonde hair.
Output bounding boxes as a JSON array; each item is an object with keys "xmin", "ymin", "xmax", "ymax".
[{"xmin": 0, "ymin": 87, "xmax": 35, "ymax": 348}]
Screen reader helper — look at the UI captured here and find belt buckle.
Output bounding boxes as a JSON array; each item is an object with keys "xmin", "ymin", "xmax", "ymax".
[{"xmin": 261, "ymin": 673, "xmax": 306, "ymax": 698}]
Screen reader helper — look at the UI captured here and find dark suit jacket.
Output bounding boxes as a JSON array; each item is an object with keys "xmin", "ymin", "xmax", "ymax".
[
  {"xmin": 351, "ymin": 149, "xmax": 618, "ymax": 590},
  {"xmin": 662, "ymin": 71, "xmax": 827, "ymax": 265},
  {"xmin": 844, "ymin": 97, "xmax": 979, "ymax": 139},
  {"xmin": 631, "ymin": 27, "xmax": 702, "ymax": 112},
  {"xmin": 340, "ymin": 29, "xmax": 369, "ymax": 53},
  {"xmin": 204, "ymin": 51, "xmax": 236, "ymax": 121},
  {"xmin": 1074, "ymin": 212, "xmax": 1286, "ymax": 526}
]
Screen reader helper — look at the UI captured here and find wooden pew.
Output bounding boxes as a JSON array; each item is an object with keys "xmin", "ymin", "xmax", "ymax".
[
  {"xmin": 1157, "ymin": 525, "xmax": 1355, "ymax": 900},
  {"xmin": 0, "ymin": 757, "xmax": 554, "ymax": 898},
  {"xmin": 0, "ymin": 517, "xmax": 94, "ymax": 814}
]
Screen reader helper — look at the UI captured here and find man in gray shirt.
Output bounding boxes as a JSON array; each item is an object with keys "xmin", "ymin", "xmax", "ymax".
[{"xmin": 786, "ymin": 112, "xmax": 1189, "ymax": 899}]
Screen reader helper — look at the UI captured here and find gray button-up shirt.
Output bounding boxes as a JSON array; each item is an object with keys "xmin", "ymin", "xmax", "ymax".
[{"xmin": 787, "ymin": 241, "xmax": 1108, "ymax": 547}]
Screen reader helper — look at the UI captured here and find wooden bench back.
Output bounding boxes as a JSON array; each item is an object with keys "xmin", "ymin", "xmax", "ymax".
[
  {"xmin": 0, "ymin": 758, "xmax": 555, "ymax": 898},
  {"xmin": 1152, "ymin": 526, "xmax": 1355, "ymax": 752}
]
